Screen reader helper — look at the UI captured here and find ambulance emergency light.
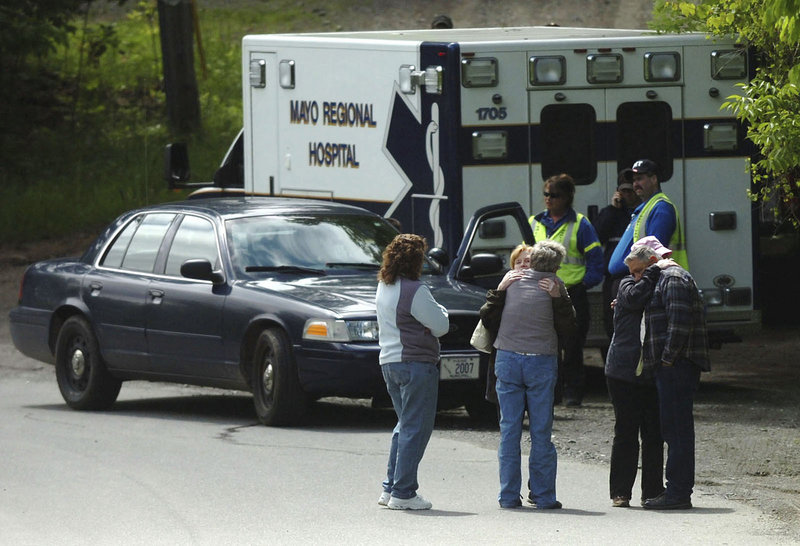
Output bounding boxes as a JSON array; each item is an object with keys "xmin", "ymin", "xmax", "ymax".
[
  {"xmin": 711, "ymin": 49, "xmax": 747, "ymax": 80},
  {"xmin": 644, "ymin": 52, "xmax": 681, "ymax": 82},
  {"xmin": 461, "ymin": 57, "xmax": 498, "ymax": 87},
  {"xmin": 586, "ymin": 54, "xmax": 623, "ymax": 83},
  {"xmin": 529, "ymin": 56, "xmax": 566, "ymax": 85}
]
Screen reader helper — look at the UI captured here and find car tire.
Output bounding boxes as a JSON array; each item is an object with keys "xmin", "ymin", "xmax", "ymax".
[
  {"xmin": 55, "ymin": 316, "xmax": 121, "ymax": 410},
  {"xmin": 251, "ymin": 328, "xmax": 307, "ymax": 426}
]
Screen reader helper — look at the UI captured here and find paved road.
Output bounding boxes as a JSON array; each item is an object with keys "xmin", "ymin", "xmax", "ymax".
[{"xmin": 1, "ymin": 357, "xmax": 796, "ymax": 545}]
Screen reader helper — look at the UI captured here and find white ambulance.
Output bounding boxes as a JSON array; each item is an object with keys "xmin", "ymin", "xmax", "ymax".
[{"xmin": 168, "ymin": 25, "xmax": 758, "ymax": 345}]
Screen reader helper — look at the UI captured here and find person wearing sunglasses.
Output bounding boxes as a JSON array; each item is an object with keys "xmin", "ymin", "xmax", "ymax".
[{"xmin": 529, "ymin": 173, "xmax": 604, "ymax": 407}]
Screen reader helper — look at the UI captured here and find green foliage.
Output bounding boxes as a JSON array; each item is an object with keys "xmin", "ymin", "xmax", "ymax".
[
  {"xmin": 0, "ymin": 0, "xmax": 86, "ymax": 68},
  {"xmin": 652, "ymin": 0, "xmax": 800, "ymax": 227},
  {"xmin": 0, "ymin": 1, "xmax": 331, "ymax": 243}
]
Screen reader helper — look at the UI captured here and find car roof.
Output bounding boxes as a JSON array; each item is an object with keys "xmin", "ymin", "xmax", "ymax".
[{"xmin": 141, "ymin": 197, "xmax": 381, "ymax": 220}]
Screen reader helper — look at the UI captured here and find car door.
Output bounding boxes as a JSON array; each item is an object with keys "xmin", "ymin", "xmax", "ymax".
[
  {"xmin": 84, "ymin": 212, "xmax": 176, "ymax": 371},
  {"xmin": 146, "ymin": 214, "xmax": 232, "ymax": 380},
  {"xmin": 448, "ymin": 202, "xmax": 534, "ymax": 289}
]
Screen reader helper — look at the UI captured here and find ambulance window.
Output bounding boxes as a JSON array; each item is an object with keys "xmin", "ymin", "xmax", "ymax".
[
  {"xmin": 615, "ymin": 102, "xmax": 673, "ymax": 181},
  {"xmin": 540, "ymin": 103, "xmax": 597, "ymax": 185}
]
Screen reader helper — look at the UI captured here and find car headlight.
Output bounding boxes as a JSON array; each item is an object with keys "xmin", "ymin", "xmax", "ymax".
[{"xmin": 303, "ymin": 318, "xmax": 379, "ymax": 342}]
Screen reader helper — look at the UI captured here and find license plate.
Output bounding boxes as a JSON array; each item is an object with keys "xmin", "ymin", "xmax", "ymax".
[{"xmin": 440, "ymin": 354, "xmax": 480, "ymax": 380}]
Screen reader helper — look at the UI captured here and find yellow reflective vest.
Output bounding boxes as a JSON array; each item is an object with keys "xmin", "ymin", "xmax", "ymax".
[
  {"xmin": 529, "ymin": 212, "xmax": 598, "ymax": 288},
  {"xmin": 633, "ymin": 192, "xmax": 689, "ymax": 270}
]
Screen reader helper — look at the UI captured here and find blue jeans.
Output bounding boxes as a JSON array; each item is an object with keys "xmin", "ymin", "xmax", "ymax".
[
  {"xmin": 654, "ymin": 356, "xmax": 701, "ymax": 501},
  {"xmin": 381, "ymin": 361, "xmax": 439, "ymax": 499},
  {"xmin": 494, "ymin": 350, "xmax": 558, "ymax": 507}
]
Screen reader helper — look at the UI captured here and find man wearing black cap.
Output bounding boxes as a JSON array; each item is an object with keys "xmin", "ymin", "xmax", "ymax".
[
  {"xmin": 606, "ymin": 160, "xmax": 688, "ymax": 279},
  {"xmin": 593, "ymin": 168, "xmax": 641, "ymax": 346}
]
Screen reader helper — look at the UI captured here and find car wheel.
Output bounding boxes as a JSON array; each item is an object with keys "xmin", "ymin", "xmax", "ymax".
[
  {"xmin": 55, "ymin": 316, "xmax": 121, "ymax": 410},
  {"xmin": 251, "ymin": 328, "xmax": 307, "ymax": 426}
]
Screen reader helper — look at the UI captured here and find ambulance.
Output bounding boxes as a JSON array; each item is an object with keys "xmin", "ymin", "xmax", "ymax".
[{"xmin": 167, "ymin": 25, "xmax": 759, "ymax": 345}]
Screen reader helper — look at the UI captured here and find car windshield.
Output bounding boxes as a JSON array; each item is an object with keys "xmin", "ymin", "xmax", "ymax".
[{"xmin": 227, "ymin": 213, "xmax": 429, "ymax": 278}]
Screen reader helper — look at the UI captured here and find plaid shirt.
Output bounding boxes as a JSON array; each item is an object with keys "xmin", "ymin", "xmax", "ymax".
[{"xmin": 643, "ymin": 265, "xmax": 710, "ymax": 371}]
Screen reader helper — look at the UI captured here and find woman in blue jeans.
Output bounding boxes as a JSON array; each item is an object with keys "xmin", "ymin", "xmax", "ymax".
[
  {"xmin": 491, "ymin": 240, "xmax": 576, "ymax": 509},
  {"xmin": 375, "ymin": 234, "xmax": 449, "ymax": 510}
]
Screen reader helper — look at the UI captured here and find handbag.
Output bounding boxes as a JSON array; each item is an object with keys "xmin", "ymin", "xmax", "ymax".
[{"xmin": 470, "ymin": 319, "xmax": 494, "ymax": 353}]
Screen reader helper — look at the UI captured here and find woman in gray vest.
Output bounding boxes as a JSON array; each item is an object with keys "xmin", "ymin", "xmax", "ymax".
[{"xmin": 375, "ymin": 234, "xmax": 449, "ymax": 510}]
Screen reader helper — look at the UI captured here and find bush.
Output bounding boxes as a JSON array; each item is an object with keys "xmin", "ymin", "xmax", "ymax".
[{"xmin": 0, "ymin": 1, "xmax": 326, "ymax": 243}]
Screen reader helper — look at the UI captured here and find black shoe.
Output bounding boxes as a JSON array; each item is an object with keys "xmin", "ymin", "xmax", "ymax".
[
  {"xmin": 534, "ymin": 500, "xmax": 562, "ymax": 510},
  {"xmin": 527, "ymin": 495, "xmax": 562, "ymax": 510},
  {"xmin": 564, "ymin": 398, "xmax": 582, "ymax": 407},
  {"xmin": 642, "ymin": 493, "xmax": 692, "ymax": 510}
]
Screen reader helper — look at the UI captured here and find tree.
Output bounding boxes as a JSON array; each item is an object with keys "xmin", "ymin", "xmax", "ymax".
[
  {"xmin": 0, "ymin": 0, "xmax": 85, "ymax": 72},
  {"xmin": 157, "ymin": 0, "xmax": 201, "ymax": 134},
  {"xmin": 651, "ymin": 0, "xmax": 800, "ymax": 227}
]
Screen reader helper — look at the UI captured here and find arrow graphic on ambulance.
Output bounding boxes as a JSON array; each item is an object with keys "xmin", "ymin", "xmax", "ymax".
[{"xmin": 382, "ymin": 85, "xmax": 444, "ymax": 247}]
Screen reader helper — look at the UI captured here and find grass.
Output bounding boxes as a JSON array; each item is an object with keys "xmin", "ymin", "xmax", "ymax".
[{"xmin": 0, "ymin": 1, "xmax": 333, "ymax": 244}]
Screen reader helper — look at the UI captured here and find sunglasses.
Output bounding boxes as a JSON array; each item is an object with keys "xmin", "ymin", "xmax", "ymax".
[{"xmin": 543, "ymin": 192, "xmax": 563, "ymax": 199}]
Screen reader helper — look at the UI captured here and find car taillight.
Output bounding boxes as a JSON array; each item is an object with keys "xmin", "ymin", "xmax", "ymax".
[{"xmin": 17, "ymin": 268, "xmax": 28, "ymax": 304}]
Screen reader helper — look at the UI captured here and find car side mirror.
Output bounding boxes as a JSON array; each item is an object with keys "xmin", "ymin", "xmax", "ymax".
[
  {"xmin": 180, "ymin": 259, "xmax": 225, "ymax": 285},
  {"xmin": 164, "ymin": 142, "xmax": 190, "ymax": 188},
  {"xmin": 468, "ymin": 253, "xmax": 504, "ymax": 276},
  {"xmin": 427, "ymin": 247, "xmax": 449, "ymax": 269}
]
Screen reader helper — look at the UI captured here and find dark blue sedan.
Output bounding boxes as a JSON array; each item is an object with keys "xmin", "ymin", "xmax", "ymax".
[{"xmin": 9, "ymin": 198, "xmax": 532, "ymax": 425}]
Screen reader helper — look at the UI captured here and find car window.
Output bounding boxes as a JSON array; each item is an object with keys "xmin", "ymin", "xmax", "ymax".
[
  {"xmin": 118, "ymin": 213, "xmax": 176, "ymax": 273},
  {"xmin": 226, "ymin": 214, "xmax": 397, "ymax": 277},
  {"xmin": 540, "ymin": 103, "xmax": 597, "ymax": 185},
  {"xmin": 164, "ymin": 215, "xmax": 219, "ymax": 276},
  {"xmin": 100, "ymin": 216, "xmax": 141, "ymax": 269}
]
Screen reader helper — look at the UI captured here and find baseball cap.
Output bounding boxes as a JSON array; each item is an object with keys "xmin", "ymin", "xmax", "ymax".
[
  {"xmin": 631, "ymin": 235, "xmax": 672, "ymax": 258},
  {"xmin": 631, "ymin": 159, "xmax": 659, "ymax": 176},
  {"xmin": 617, "ymin": 168, "xmax": 634, "ymax": 190}
]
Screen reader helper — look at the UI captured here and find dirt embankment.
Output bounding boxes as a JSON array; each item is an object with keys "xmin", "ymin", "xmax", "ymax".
[{"xmin": 325, "ymin": 0, "xmax": 653, "ymax": 31}]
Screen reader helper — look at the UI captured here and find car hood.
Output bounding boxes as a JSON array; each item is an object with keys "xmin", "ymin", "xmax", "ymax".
[{"xmin": 244, "ymin": 273, "xmax": 486, "ymax": 317}]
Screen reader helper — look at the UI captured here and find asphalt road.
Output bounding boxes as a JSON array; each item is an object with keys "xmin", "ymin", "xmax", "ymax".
[{"xmin": 1, "ymin": 350, "xmax": 796, "ymax": 545}]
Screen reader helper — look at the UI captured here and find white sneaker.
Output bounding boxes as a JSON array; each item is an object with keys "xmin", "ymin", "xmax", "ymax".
[
  {"xmin": 378, "ymin": 491, "xmax": 391, "ymax": 506},
  {"xmin": 387, "ymin": 494, "xmax": 432, "ymax": 510}
]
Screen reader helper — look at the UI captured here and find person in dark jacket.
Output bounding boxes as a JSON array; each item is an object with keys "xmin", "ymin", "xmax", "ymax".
[
  {"xmin": 604, "ymin": 236, "xmax": 671, "ymax": 508},
  {"xmin": 593, "ymin": 169, "xmax": 641, "ymax": 349},
  {"xmin": 480, "ymin": 243, "xmax": 532, "ymax": 404}
]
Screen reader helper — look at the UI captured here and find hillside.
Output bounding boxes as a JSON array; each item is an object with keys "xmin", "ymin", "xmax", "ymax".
[{"xmin": 322, "ymin": 0, "xmax": 654, "ymax": 31}]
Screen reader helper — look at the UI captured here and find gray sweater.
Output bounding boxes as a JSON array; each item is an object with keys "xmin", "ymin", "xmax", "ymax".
[{"xmin": 494, "ymin": 270, "xmax": 558, "ymax": 355}]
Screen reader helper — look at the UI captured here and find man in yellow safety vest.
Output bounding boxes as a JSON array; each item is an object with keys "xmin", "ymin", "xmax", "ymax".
[
  {"xmin": 608, "ymin": 159, "xmax": 688, "ymax": 278},
  {"xmin": 529, "ymin": 173, "xmax": 604, "ymax": 407}
]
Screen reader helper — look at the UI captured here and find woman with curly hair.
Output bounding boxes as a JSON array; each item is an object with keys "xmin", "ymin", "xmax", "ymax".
[{"xmin": 376, "ymin": 234, "xmax": 449, "ymax": 510}]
